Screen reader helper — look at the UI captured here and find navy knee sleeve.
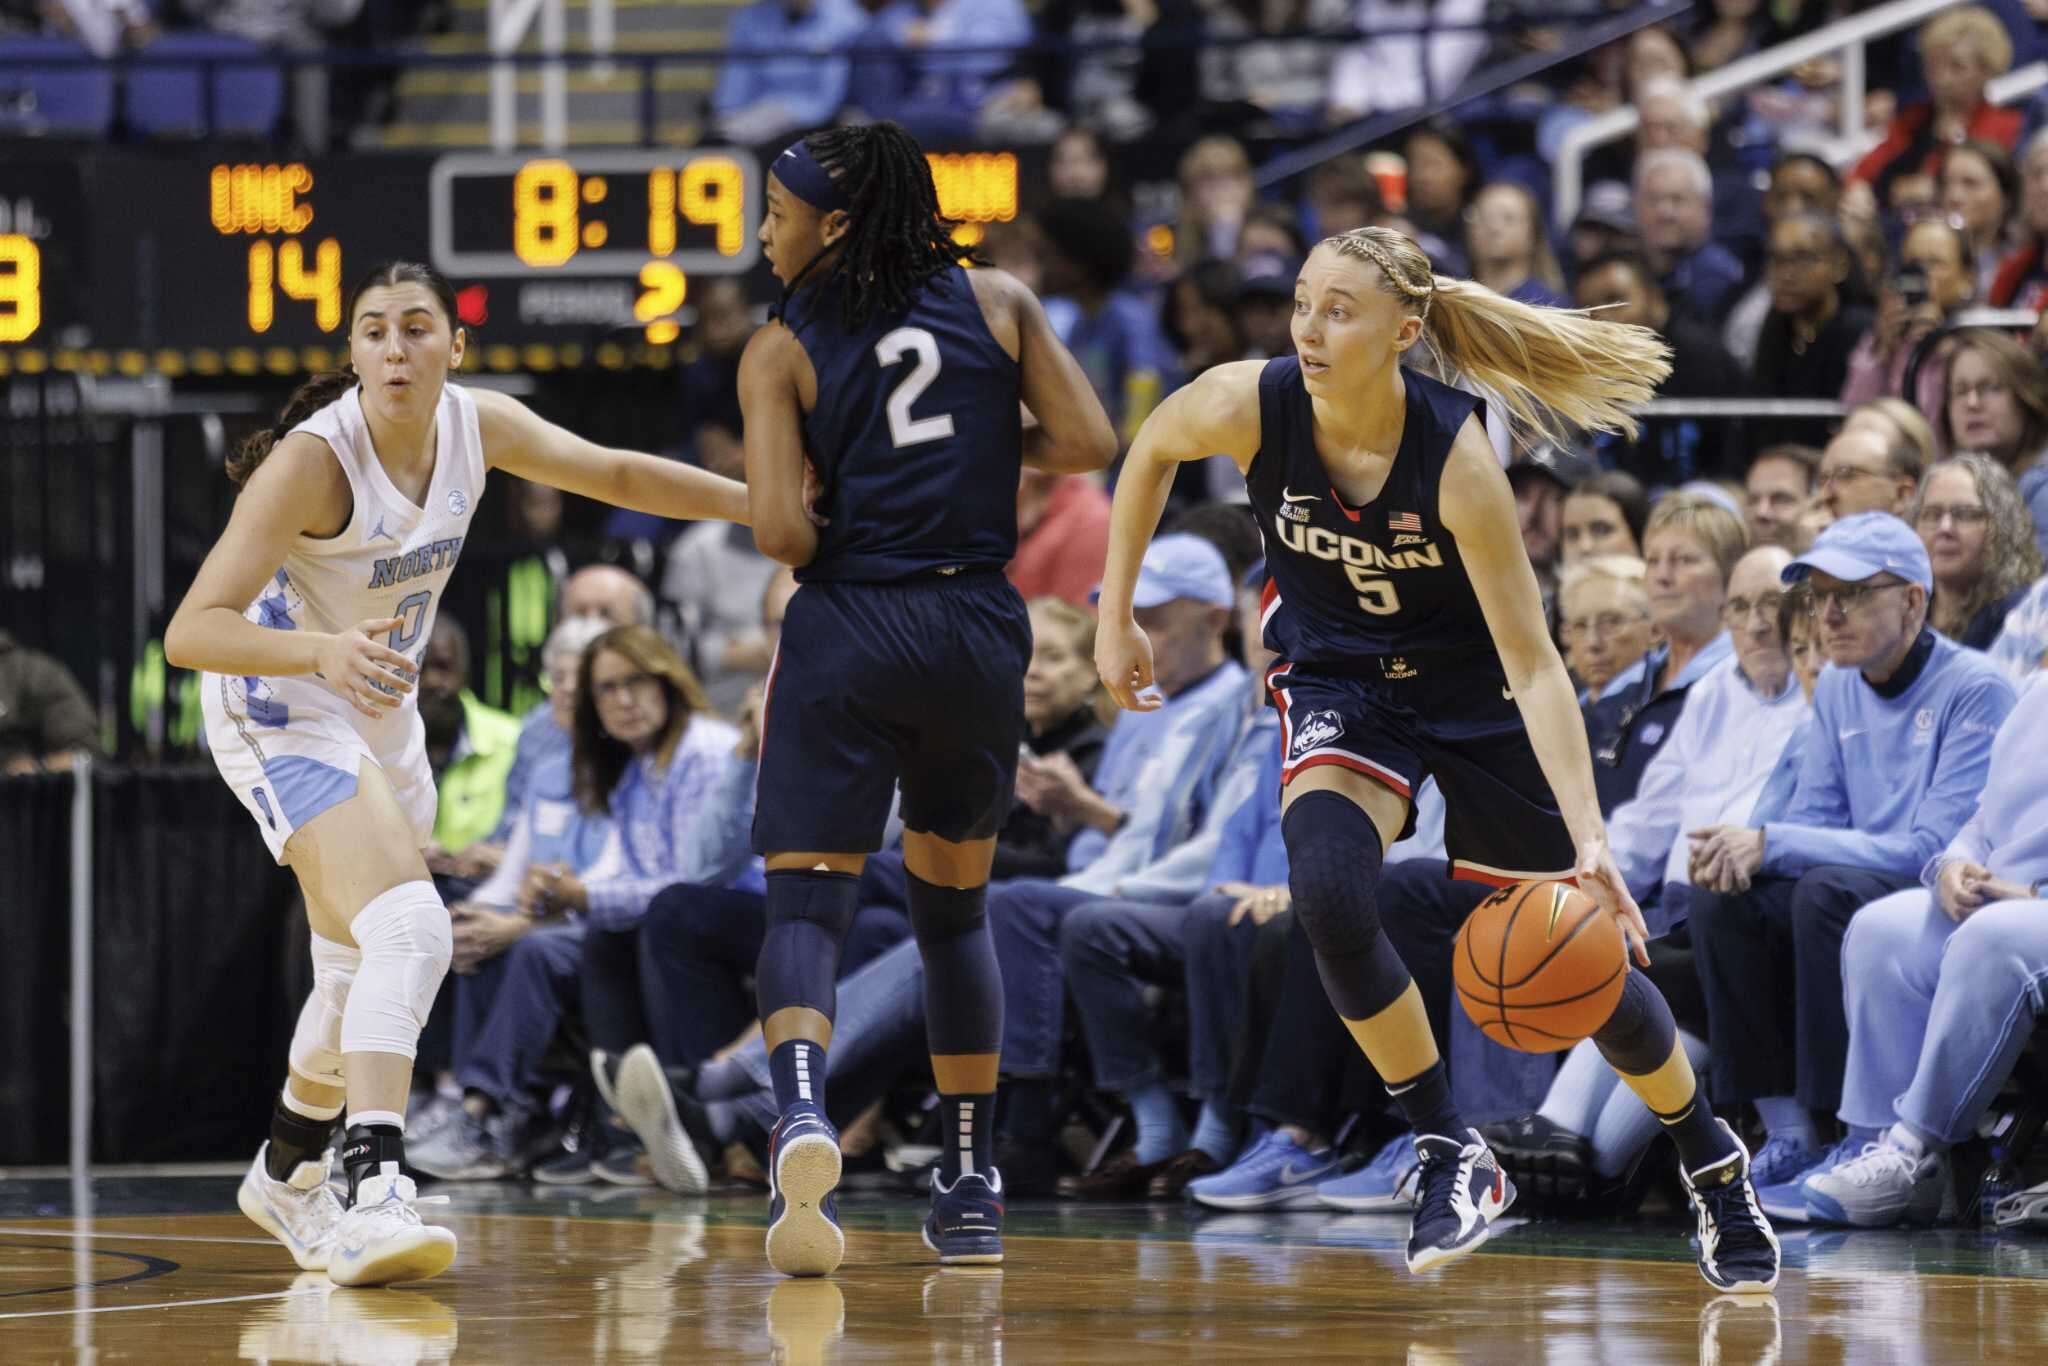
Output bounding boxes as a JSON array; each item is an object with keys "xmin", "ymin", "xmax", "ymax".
[
  {"xmin": 907, "ymin": 873, "xmax": 1003, "ymax": 1056},
  {"xmin": 1282, "ymin": 790, "xmax": 1412, "ymax": 1021},
  {"xmin": 755, "ymin": 869, "xmax": 860, "ymax": 1022},
  {"xmin": 1591, "ymin": 970, "xmax": 1678, "ymax": 1078}
]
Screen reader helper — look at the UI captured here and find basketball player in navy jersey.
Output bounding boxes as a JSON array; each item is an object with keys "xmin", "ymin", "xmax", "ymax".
[
  {"xmin": 1097, "ymin": 227, "xmax": 1780, "ymax": 1293},
  {"xmin": 736, "ymin": 123, "xmax": 1116, "ymax": 1276}
]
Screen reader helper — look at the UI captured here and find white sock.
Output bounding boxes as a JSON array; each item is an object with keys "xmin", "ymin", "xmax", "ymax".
[
  {"xmin": 350, "ymin": 1109, "xmax": 405, "ymax": 1133},
  {"xmin": 1887, "ymin": 1123, "xmax": 1930, "ymax": 1159}
]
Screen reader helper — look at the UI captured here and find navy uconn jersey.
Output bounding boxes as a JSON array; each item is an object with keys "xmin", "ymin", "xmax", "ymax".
[
  {"xmin": 780, "ymin": 265, "xmax": 1022, "ymax": 582},
  {"xmin": 1248, "ymin": 358, "xmax": 1493, "ymax": 668}
]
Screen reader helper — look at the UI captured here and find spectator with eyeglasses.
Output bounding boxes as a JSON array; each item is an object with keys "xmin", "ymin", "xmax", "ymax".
[
  {"xmin": 1939, "ymin": 329, "xmax": 2048, "ymax": 560},
  {"xmin": 1814, "ymin": 423, "xmax": 1923, "ymax": 524},
  {"xmin": 1912, "ymin": 454, "xmax": 2043, "ymax": 649},
  {"xmin": 1558, "ymin": 555, "xmax": 1654, "ymax": 702},
  {"xmin": 1683, "ymin": 513, "xmax": 2017, "ymax": 1198}
]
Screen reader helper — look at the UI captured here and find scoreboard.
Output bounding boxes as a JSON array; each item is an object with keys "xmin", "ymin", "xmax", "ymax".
[{"xmin": 0, "ymin": 146, "xmax": 1023, "ymax": 374}]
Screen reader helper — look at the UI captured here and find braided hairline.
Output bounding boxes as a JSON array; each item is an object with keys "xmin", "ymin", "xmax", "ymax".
[{"xmin": 1326, "ymin": 229, "xmax": 1435, "ymax": 316}]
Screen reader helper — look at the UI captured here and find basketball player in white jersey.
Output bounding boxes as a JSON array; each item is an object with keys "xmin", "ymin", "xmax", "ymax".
[{"xmin": 165, "ymin": 262, "xmax": 749, "ymax": 1286}]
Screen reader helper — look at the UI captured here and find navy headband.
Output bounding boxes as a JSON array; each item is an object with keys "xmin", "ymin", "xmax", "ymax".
[{"xmin": 773, "ymin": 140, "xmax": 851, "ymax": 215}]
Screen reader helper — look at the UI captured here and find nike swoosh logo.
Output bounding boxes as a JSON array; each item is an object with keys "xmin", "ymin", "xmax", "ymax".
[
  {"xmin": 1281, "ymin": 490, "xmax": 1320, "ymax": 504},
  {"xmin": 1278, "ymin": 1161, "xmax": 1330, "ymax": 1183},
  {"xmin": 1502, "ymin": 686, "xmax": 1514, "ymax": 701},
  {"xmin": 1839, "ymin": 728, "xmax": 1867, "ymax": 740},
  {"xmin": 1544, "ymin": 883, "xmax": 1569, "ymax": 940}
]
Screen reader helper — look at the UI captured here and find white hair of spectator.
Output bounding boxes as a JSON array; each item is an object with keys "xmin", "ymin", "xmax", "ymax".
[
  {"xmin": 1636, "ymin": 147, "xmax": 1713, "ymax": 202},
  {"xmin": 543, "ymin": 615, "xmax": 614, "ymax": 671},
  {"xmin": 1558, "ymin": 553, "xmax": 1650, "ymax": 606},
  {"xmin": 1635, "ymin": 76, "xmax": 1708, "ymax": 132}
]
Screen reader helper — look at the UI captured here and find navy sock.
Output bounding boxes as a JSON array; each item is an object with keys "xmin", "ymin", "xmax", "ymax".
[
  {"xmin": 943, "ymin": 1093, "xmax": 997, "ymax": 1183},
  {"xmin": 769, "ymin": 1038, "xmax": 826, "ymax": 1115},
  {"xmin": 1661, "ymin": 1094, "xmax": 1739, "ymax": 1175},
  {"xmin": 1387, "ymin": 1061, "xmax": 1467, "ymax": 1143}
]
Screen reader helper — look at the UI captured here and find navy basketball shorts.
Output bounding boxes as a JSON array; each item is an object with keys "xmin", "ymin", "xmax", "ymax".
[
  {"xmin": 753, "ymin": 571, "xmax": 1031, "ymax": 855},
  {"xmin": 1265, "ymin": 651, "xmax": 1578, "ymax": 887}
]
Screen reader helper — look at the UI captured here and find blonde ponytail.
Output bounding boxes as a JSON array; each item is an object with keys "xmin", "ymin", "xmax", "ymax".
[{"xmin": 1321, "ymin": 227, "xmax": 1673, "ymax": 447}]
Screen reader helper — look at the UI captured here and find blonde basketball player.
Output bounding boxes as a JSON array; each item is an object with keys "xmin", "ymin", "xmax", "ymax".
[
  {"xmin": 1095, "ymin": 228, "xmax": 1779, "ymax": 1292},
  {"xmin": 166, "ymin": 261, "xmax": 748, "ymax": 1286}
]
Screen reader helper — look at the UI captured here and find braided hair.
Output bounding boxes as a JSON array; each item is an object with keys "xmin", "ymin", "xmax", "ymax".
[{"xmin": 788, "ymin": 123, "xmax": 982, "ymax": 333}]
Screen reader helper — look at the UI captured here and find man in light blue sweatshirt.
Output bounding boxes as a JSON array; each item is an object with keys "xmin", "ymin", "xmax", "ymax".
[
  {"xmin": 1774, "ymin": 676, "xmax": 2048, "ymax": 1227},
  {"xmin": 709, "ymin": 0, "xmax": 868, "ymax": 145},
  {"xmin": 1685, "ymin": 512, "xmax": 2017, "ymax": 1185}
]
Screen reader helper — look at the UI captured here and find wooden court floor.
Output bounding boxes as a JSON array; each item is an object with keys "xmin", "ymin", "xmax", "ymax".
[{"xmin": 5, "ymin": 1176, "xmax": 2048, "ymax": 1363}]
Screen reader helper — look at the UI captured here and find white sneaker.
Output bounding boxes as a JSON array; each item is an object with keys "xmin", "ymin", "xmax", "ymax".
[
  {"xmin": 617, "ymin": 1043, "xmax": 710, "ymax": 1195},
  {"xmin": 1802, "ymin": 1137, "xmax": 1946, "ymax": 1227},
  {"xmin": 329, "ymin": 1168, "xmax": 458, "ymax": 1287},
  {"xmin": 238, "ymin": 1143, "xmax": 345, "ymax": 1272}
]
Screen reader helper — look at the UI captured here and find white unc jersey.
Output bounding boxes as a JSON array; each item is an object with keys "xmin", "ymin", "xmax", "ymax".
[{"xmin": 200, "ymin": 383, "xmax": 487, "ymax": 862}]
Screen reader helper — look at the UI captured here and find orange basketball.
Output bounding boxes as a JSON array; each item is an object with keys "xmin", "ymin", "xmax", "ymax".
[{"xmin": 1453, "ymin": 880, "xmax": 1628, "ymax": 1053}]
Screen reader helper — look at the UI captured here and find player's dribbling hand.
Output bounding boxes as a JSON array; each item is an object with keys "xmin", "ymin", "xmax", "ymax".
[
  {"xmin": 1095, "ymin": 617, "xmax": 1161, "ymax": 712},
  {"xmin": 317, "ymin": 617, "xmax": 413, "ymax": 718},
  {"xmin": 1575, "ymin": 836, "xmax": 1651, "ymax": 968}
]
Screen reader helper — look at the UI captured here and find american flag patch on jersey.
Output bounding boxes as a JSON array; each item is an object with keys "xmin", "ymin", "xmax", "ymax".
[{"xmin": 1388, "ymin": 511, "xmax": 1423, "ymax": 533}]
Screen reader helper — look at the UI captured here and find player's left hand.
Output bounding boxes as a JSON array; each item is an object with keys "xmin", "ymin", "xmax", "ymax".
[
  {"xmin": 1095, "ymin": 616, "xmax": 1161, "ymax": 712},
  {"xmin": 1575, "ymin": 836, "xmax": 1651, "ymax": 968}
]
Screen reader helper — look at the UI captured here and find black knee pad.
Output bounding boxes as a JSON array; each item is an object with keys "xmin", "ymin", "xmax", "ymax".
[
  {"xmin": 1592, "ymin": 970, "xmax": 1678, "ymax": 1077},
  {"xmin": 1282, "ymin": 790, "xmax": 1388, "ymax": 959},
  {"xmin": 905, "ymin": 873, "xmax": 988, "ymax": 948}
]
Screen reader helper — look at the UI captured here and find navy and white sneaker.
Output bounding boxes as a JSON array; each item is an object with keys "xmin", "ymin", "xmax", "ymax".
[
  {"xmin": 1185, "ymin": 1130, "xmax": 1339, "ymax": 1210},
  {"xmin": 922, "ymin": 1168, "xmax": 1005, "ymax": 1265},
  {"xmin": 1681, "ymin": 1121, "xmax": 1781, "ymax": 1294},
  {"xmin": 765, "ymin": 1104, "xmax": 844, "ymax": 1277},
  {"xmin": 1406, "ymin": 1129, "xmax": 1514, "ymax": 1274}
]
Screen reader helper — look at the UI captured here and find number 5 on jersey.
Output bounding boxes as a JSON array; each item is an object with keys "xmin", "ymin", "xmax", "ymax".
[
  {"xmin": 876, "ymin": 327, "xmax": 956, "ymax": 448},
  {"xmin": 1346, "ymin": 566, "xmax": 1401, "ymax": 616}
]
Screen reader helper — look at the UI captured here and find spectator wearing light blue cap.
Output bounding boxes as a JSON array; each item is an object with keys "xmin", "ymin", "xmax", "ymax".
[{"xmin": 1683, "ymin": 511, "xmax": 2017, "ymax": 1197}]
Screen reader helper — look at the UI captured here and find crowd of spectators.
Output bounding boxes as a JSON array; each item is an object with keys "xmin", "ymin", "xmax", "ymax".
[{"xmin": 7, "ymin": 0, "xmax": 2048, "ymax": 1235}]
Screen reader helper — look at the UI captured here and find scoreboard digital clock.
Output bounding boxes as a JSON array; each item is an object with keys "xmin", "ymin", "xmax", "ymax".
[{"xmin": 0, "ymin": 146, "xmax": 1026, "ymax": 374}]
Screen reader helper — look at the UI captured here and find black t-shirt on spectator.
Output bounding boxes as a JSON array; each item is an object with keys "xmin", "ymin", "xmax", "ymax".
[
  {"xmin": 1751, "ymin": 304, "xmax": 1873, "ymax": 446},
  {"xmin": 992, "ymin": 704, "xmax": 1111, "ymax": 882}
]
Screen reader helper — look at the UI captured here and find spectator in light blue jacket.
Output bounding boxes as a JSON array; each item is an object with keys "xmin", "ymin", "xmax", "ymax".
[
  {"xmin": 709, "ymin": 0, "xmax": 868, "ymax": 144},
  {"xmin": 1684, "ymin": 513, "xmax": 2016, "ymax": 1184},
  {"xmin": 1776, "ymin": 675, "xmax": 2048, "ymax": 1228}
]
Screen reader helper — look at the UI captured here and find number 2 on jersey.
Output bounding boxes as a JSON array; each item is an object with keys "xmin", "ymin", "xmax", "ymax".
[
  {"xmin": 875, "ymin": 327, "xmax": 956, "ymax": 449},
  {"xmin": 1345, "ymin": 567, "xmax": 1402, "ymax": 616}
]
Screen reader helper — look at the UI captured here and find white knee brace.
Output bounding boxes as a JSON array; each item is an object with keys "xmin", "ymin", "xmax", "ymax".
[
  {"xmin": 339, "ymin": 880, "xmax": 453, "ymax": 1060},
  {"xmin": 287, "ymin": 933, "xmax": 361, "ymax": 1094}
]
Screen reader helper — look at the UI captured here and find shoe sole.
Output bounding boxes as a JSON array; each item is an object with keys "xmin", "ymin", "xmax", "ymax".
[
  {"xmin": 531, "ymin": 1165, "xmax": 598, "ymax": 1186},
  {"xmin": 592, "ymin": 1165, "xmax": 655, "ymax": 1188},
  {"xmin": 920, "ymin": 1222, "xmax": 1003, "ymax": 1265},
  {"xmin": 1190, "ymin": 1180, "xmax": 1334, "ymax": 1211},
  {"xmin": 237, "ymin": 1174, "xmax": 329, "ymax": 1272},
  {"xmin": 618, "ymin": 1045, "xmax": 709, "ymax": 1196},
  {"xmin": 327, "ymin": 1228, "xmax": 458, "ymax": 1287},
  {"xmin": 1701, "ymin": 1270, "xmax": 1779, "ymax": 1294},
  {"xmin": 766, "ymin": 1133, "xmax": 844, "ymax": 1277},
  {"xmin": 1801, "ymin": 1186, "xmax": 1936, "ymax": 1229}
]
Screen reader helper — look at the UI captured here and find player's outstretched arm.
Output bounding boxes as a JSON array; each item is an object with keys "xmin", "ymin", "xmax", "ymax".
[
  {"xmin": 165, "ymin": 436, "xmax": 414, "ymax": 719},
  {"xmin": 735, "ymin": 323, "xmax": 819, "ymax": 567},
  {"xmin": 1009, "ymin": 276, "xmax": 1117, "ymax": 475},
  {"xmin": 1439, "ymin": 418, "xmax": 1650, "ymax": 964},
  {"xmin": 473, "ymin": 387, "xmax": 751, "ymax": 527},
  {"xmin": 1094, "ymin": 361, "xmax": 1262, "ymax": 711}
]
